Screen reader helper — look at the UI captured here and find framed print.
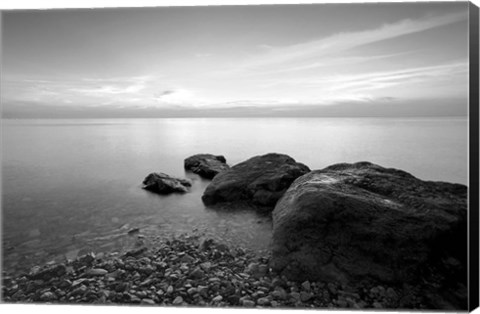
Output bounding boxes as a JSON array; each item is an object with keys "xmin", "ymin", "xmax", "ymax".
[{"xmin": 1, "ymin": 0, "xmax": 479, "ymax": 312}]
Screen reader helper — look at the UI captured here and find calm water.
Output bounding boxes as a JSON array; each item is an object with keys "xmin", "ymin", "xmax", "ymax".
[{"xmin": 1, "ymin": 117, "xmax": 468, "ymax": 274}]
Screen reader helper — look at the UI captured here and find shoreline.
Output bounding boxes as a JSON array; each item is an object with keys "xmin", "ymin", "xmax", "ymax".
[{"xmin": 2, "ymin": 233, "xmax": 426, "ymax": 309}]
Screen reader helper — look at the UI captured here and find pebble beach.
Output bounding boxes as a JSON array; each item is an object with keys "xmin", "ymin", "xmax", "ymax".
[{"xmin": 2, "ymin": 233, "xmax": 425, "ymax": 309}]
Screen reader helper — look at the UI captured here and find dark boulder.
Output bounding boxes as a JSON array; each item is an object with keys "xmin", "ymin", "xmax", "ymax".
[
  {"xmin": 184, "ymin": 154, "xmax": 230, "ymax": 179},
  {"xmin": 270, "ymin": 161, "xmax": 467, "ymax": 309},
  {"xmin": 142, "ymin": 172, "xmax": 192, "ymax": 194},
  {"xmin": 202, "ymin": 153, "xmax": 310, "ymax": 210}
]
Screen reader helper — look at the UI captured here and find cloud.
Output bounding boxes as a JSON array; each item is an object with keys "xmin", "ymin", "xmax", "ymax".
[
  {"xmin": 153, "ymin": 88, "xmax": 197, "ymax": 105},
  {"xmin": 1, "ymin": 75, "xmax": 160, "ymax": 106},
  {"xmin": 241, "ymin": 11, "xmax": 467, "ymax": 71},
  {"xmin": 157, "ymin": 90, "xmax": 175, "ymax": 96},
  {"xmin": 70, "ymin": 76, "xmax": 151, "ymax": 95},
  {"xmin": 323, "ymin": 61, "xmax": 468, "ymax": 93},
  {"xmin": 252, "ymin": 51, "xmax": 417, "ymax": 77}
]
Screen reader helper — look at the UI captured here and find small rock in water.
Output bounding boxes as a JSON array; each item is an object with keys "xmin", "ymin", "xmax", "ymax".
[
  {"xmin": 128, "ymin": 228, "xmax": 140, "ymax": 235},
  {"xmin": 29, "ymin": 229, "xmax": 41, "ymax": 237},
  {"xmin": 78, "ymin": 253, "xmax": 96, "ymax": 266},
  {"xmin": 212, "ymin": 295, "xmax": 223, "ymax": 302},
  {"xmin": 125, "ymin": 247, "xmax": 147, "ymax": 257},
  {"xmin": 199, "ymin": 238, "xmax": 215, "ymax": 251}
]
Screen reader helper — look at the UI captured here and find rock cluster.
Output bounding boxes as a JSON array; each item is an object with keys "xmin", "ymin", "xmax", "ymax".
[
  {"xmin": 202, "ymin": 153, "xmax": 310, "ymax": 210},
  {"xmin": 271, "ymin": 161, "xmax": 468, "ymax": 309},
  {"xmin": 20, "ymin": 154, "xmax": 466, "ymax": 310},
  {"xmin": 2, "ymin": 235, "xmax": 430, "ymax": 309},
  {"xmin": 184, "ymin": 154, "xmax": 230, "ymax": 179},
  {"xmin": 142, "ymin": 173, "xmax": 192, "ymax": 194}
]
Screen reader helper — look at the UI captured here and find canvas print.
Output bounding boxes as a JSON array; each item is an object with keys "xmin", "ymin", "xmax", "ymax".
[{"xmin": 1, "ymin": 1, "xmax": 478, "ymax": 311}]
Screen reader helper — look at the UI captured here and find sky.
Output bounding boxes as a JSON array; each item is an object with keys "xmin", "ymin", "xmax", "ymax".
[{"xmin": 1, "ymin": 2, "xmax": 471, "ymax": 118}]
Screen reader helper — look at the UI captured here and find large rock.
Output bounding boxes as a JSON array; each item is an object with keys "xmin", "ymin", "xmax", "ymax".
[
  {"xmin": 184, "ymin": 154, "xmax": 230, "ymax": 179},
  {"xmin": 202, "ymin": 153, "xmax": 310, "ymax": 210},
  {"xmin": 271, "ymin": 162, "xmax": 467, "ymax": 308},
  {"xmin": 142, "ymin": 172, "xmax": 192, "ymax": 194}
]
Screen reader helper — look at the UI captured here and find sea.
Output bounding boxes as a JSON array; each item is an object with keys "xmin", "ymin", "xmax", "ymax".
[{"xmin": 1, "ymin": 117, "xmax": 468, "ymax": 275}]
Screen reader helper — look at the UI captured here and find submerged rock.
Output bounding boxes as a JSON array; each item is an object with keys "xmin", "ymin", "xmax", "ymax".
[
  {"xmin": 142, "ymin": 172, "xmax": 192, "ymax": 194},
  {"xmin": 202, "ymin": 153, "xmax": 310, "ymax": 210},
  {"xmin": 271, "ymin": 161, "xmax": 468, "ymax": 309},
  {"xmin": 184, "ymin": 154, "xmax": 230, "ymax": 179},
  {"xmin": 28, "ymin": 263, "xmax": 67, "ymax": 280}
]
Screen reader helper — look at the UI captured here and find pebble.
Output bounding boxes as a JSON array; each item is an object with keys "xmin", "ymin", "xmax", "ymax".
[
  {"xmin": 190, "ymin": 268, "xmax": 205, "ymax": 279},
  {"xmin": 1, "ymin": 235, "xmax": 423, "ymax": 309},
  {"xmin": 173, "ymin": 296, "xmax": 183, "ymax": 305},
  {"xmin": 40, "ymin": 291, "xmax": 57, "ymax": 301},
  {"xmin": 86, "ymin": 268, "xmax": 108, "ymax": 276},
  {"xmin": 327, "ymin": 283, "xmax": 337, "ymax": 295},
  {"xmin": 197, "ymin": 285, "xmax": 209, "ymax": 297},
  {"xmin": 290, "ymin": 291, "xmax": 301, "ymax": 301},
  {"xmin": 242, "ymin": 299, "xmax": 256, "ymax": 307},
  {"xmin": 200, "ymin": 262, "xmax": 212, "ymax": 271},
  {"xmin": 271, "ymin": 288, "xmax": 287, "ymax": 300},
  {"xmin": 180, "ymin": 254, "xmax": 195, "ymax": 264},
  {"xmin": 141, "ymin": 298, "xmax": 155, "ymax": 305},
  {"xmin": 300, "ymin": 291, "xmax": 313, "ymax": 302},
  {"xmin": 301, "ymin": 281, "xmax": 311, "ymax": 291},
  {"xmin": 336, "ymin": 299, "xmax": 348, "ymax": 308},
  {"xmin": 257, "ymin": 297, "xmax": 270, "ymax": 306},
  {"xmin": 373, "ymin": 301, "xmax": 384, "ymax": 308},
  {"xmin": 127, "ymin": 228, "xmax": 140, "ymax": 235},
  {"xmin": 136, "ymin": 291, "xmax": 147, "ymax": 298}
]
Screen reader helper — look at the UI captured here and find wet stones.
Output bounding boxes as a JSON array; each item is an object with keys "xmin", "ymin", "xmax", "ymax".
[
  {"xmin": 202, "ymin": 153, "xmax": 310, "ymax": 210},
  {"xmin": 142, "ymin": 172, "xmax": 192, "ymax": 194},
  {"xmin": 0, "ymin": 234, "xmax": 445, "ymax": 309},
  {"xmin": 28, "ymin": 263, "xmax": 67, "ymax": 280},
  {"xmin": 85, "ymin": 268, "xmax": 108, "ymax": 277},
  {"xmin": 184, "ymin": 154, "xmax": 230, "ymax": 179},
  {"xmin": 271, "ymin": 162, "xmax": 467, "ymax": 309}
]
